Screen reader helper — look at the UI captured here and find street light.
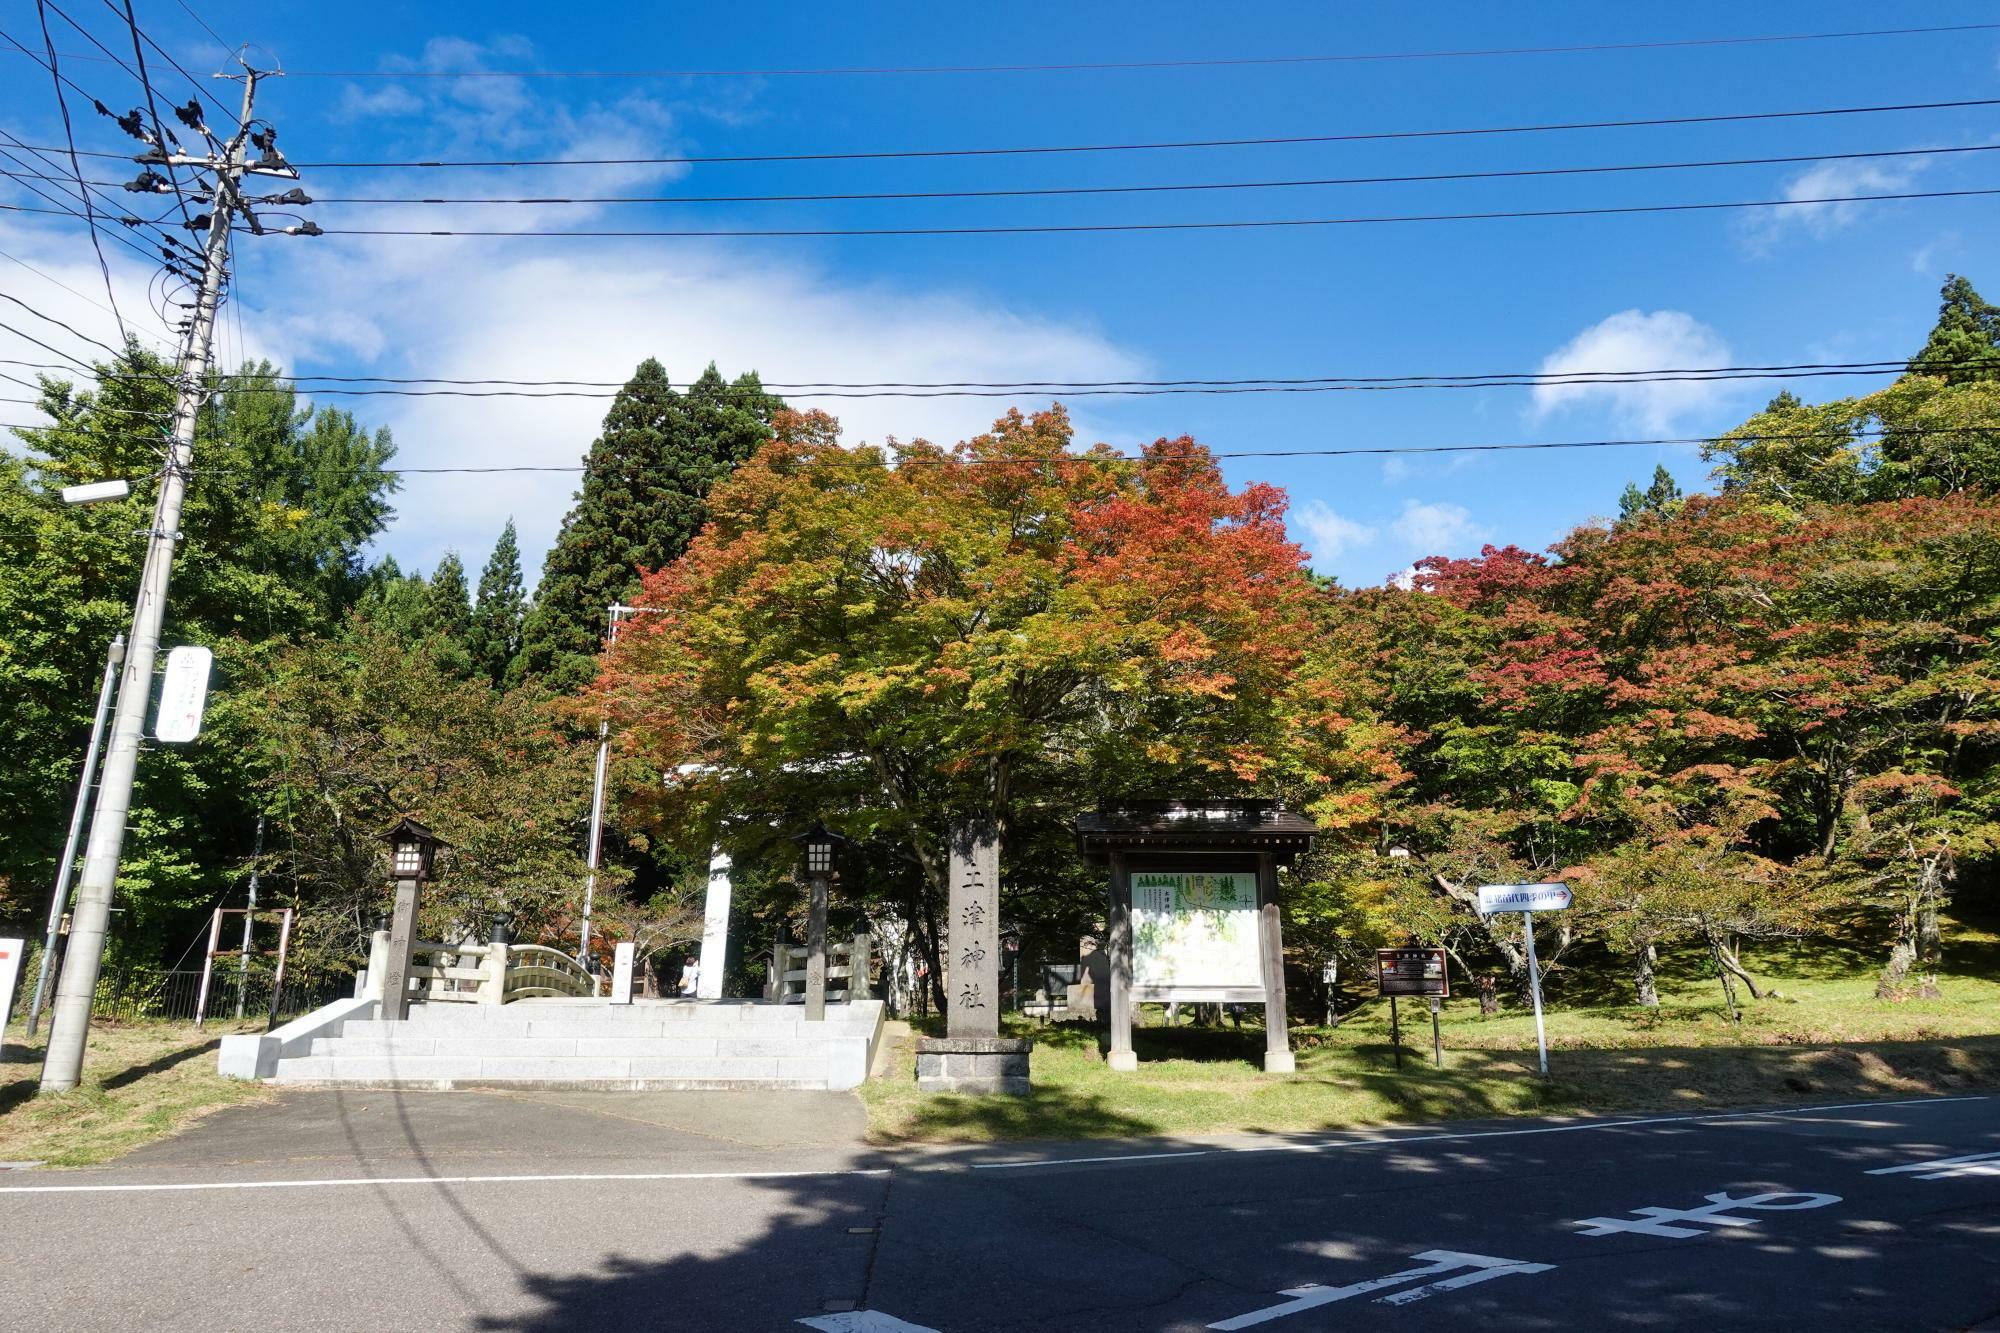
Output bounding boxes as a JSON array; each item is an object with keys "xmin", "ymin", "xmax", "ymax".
[
  {"xmin": 60, "ymin": 478, "xmax": 131, "ymax": 505},
  {"xmin": 380, "ymin": 816, "xmax": 447, "ymax": 1021},
  {"xmin": 791, "ymin": 822, "xmax": 848, "ymax": 1022}
]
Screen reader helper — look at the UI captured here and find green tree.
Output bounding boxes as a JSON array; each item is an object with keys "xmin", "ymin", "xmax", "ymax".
[
  {"xmin": 0, "ymin": 348, "xmax": 395, "ymax": 953},
  {"xmin": 1617, "ymin": 464, "xmax": 1684, "ymax": 524},
  {"xmin": 233, "ymin": 620, "xmax": 604, "ymax": 978},
  {"xmin": 468, "ymin": 518, "xmax": 527, "ymax": 686},
  {"xmin": 515, "ymin": 361, "xmax": 782, "ymax": 692},
  {"xmin": 1910, "ymin": 274, "xmax": 2000, "ymax": 384}
]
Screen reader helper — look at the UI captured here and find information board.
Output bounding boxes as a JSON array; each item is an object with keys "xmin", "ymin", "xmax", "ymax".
[
  {"xmin": 1131, "ymin": 870, "xmax": 1262, "ymax": 992},
  {"xmin": 1376, "ymin": 947, "xmax": 1450, "ymax": 998}
]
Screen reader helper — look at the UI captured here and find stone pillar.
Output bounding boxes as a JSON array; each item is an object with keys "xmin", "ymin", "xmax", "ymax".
[
  {"xmin": 382, "ymin": 876, "xmax": 421, "ymax": 1022},
  {"xmin": 948, "ymin": 819, "xmax": 999, "ymax": 1036},
  {"xmin": 364, "ymin": 928, "xmax": 390, "ymax": 1001},
  {"xmin": 767, "ymin": 923, "xmax": 788, "ymax": 1002},
  {"xmin": 610, "ymin": 941, "xmax": 636, "ymax": 1005},
  {"xmin": 915, "ymin": 817, "xmax": 1029, "ymax": 1094},
  {"xmin": 1106, "ymin": 850, "xmax": 1137, "ymax": 1072},
  {"xmin": 850, "ymin": 931, "xmax": 872, "ymax": 1002},
  {"xmin": 1257, "ymin": 851, "xmax": 1295, "ymax": 1074},
  {"xmin": 804, "ymin": 869, "xmax": 829, "ymax": 1022},
  {"xmin": 697, "ymin": 845, "xmax": 731, "ymax": 999}
]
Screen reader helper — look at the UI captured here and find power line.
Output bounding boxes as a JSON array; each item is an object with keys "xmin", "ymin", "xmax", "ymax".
[
  {"xmin": 13, "ymin": 355, "xmax": 1991, "ymax": 400},
  {"xmin": 256, "ymin": 143, "xmax": 2000, "ymax": 207},
  {"xmin": 0, "ymin": 425, "xmax": 1968, "ymax": 474},
  {"xmin": 295, "ymin": 184, "xmax": 2000, "ymax": 239},
  {"xmin": 12, "ymin": 93, "xmax": 1999, "ymax": 169},
  {"xmin": 15, "ymin": 142, "xmax": 1999, "ymax": 205},
  {"xmin": 30, "ymin": 1, "xmax": 129, "ymax": 346},
  {"xmin": 228, "ymin": 22, "xmax": 2000, "ymax": 79}
]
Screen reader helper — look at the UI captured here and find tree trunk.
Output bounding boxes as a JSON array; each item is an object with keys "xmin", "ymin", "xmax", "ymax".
[
  {"xmin": 1714, "ymin": 941, "xmax": 1763, "ymax": 999},
  {"xmin": 1633, "ymin": 942, "xmax": 1659, "ymax": 1009},
  {"xmin": 1708, "ymin": 935, "xmax": 1741, "ymax": 1023},
  {"xmin": 1877, "ymin": 930, "xmax": 1916, "ymax": 1000}
]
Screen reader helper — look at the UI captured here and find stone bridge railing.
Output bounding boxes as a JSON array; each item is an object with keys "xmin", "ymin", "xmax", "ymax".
[{"xmin": 364, "ymin": 930, "xmax": 597, "ymax": 1005}]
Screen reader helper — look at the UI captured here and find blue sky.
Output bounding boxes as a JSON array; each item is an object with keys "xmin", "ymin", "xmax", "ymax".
[{"xmin": 4, "ymin": 1, "xmax": 1998, "ymax": 588}]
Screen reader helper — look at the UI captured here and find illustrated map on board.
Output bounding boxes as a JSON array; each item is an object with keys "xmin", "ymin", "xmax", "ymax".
[{"xmin": 1131, "ymin": 871, "xmax": 1262, "ymax": 989}]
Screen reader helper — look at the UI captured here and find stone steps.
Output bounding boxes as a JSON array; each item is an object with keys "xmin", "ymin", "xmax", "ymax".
[{"xmin": 266, "ymin": 997, "xmax": 884, "ymax": 1091}]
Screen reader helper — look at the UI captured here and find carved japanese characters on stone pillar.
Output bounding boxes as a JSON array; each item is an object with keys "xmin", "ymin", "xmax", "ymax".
[{"xmin": 948, "ymin": 818, "xmax": 1001, "ymax": 1039}]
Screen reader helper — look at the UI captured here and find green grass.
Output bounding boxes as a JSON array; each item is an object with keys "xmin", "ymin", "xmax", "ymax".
[
  {"xmin": 862, "ymin": 922, "xmax": 2000, "ymax": 1144},
  {"xmin": 0, "ymin": 1019, "xmax": 272, "ymax": 1166}
]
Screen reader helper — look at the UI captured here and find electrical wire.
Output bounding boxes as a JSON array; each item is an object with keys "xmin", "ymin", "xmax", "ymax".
[
  {"xmin": 13, "ymin": 354, "xmax": 1993, "ymax": 400},
  {"xmin": 30, "ymin": 0, "xmax": 129, "ymax": 347},
  {"xmin": 293, "ymin": 183, "xmax": 2000, "ymax": 239},
  {"xmin": 244, "ymin": 143, "xmax": 2000, "ymax": 207},
  {"xmin": 114, "ymin": 0, "xmax": 200, "ymax": 234},
  {"xmin": 223, "ymin": 23, "xmax": 2000, "ymax": 79},
  {"xmin": 13, "ymin": 424, "xmax": 1970, "ymax": 476}
]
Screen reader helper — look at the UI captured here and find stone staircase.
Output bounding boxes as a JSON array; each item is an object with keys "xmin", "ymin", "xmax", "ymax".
[{"xmin": 267, "ymin": 997, "xmax": 885, "ymax": 1091}]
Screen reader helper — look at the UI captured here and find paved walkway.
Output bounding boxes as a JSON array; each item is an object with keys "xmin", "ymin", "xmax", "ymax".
[{"xmin": 121, "ymin": 1086, "xmax": 873, "ymax": 1176}]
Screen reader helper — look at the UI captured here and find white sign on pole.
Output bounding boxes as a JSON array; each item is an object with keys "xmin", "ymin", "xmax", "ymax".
[
  {"xmin": 1475, "ymin": 883, "xmax": 1571, "ymax": 1077},
  {"xmin": 1476, "ymin": 882, "xmax": 1573, "ymax": 915},
  {"xmin": 153, "ymin": 645, "xmax": 213, "ymax": 743},
  {"xmin": 0, "ymin": 937, "xmax": 24, "ymax": 1045}
]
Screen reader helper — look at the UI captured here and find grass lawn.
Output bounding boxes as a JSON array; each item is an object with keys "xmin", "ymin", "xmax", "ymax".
[
  {"xmin": 0, "ymin": 1019, "xmax": 272, "ymax": 1166},
  {"xmin": 862, "ymin": 921, "xmax": 2000, "ymax": 1144}
]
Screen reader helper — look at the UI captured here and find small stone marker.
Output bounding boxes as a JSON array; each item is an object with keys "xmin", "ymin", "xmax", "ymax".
[
  {"xmin": 610, "ymin": 941, "xmax": 636, "ymax": 1005},
  {"xmin": 915, "ymin": 818, "xmax": 1030, "ymax": 1095}
]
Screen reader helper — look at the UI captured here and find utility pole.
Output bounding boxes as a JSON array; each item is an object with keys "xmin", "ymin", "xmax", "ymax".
[
  {"xmin": 25, "ymin": 633, "xmax": 123, "ymax": 1037},
  {"xmin": 40, "ymin": 64, "xmax": 310, "ymax": 1092}
]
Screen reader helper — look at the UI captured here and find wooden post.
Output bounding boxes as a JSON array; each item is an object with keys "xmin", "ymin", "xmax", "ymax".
[
  {"xmin": 1257, "ymin": 850, "xmax": 1294, "ymax": 1073},
  {"xmin": 265, "ymin": 908, "xmax": 293, "ymax": 1030},
  {"xmin": 1107, "ymin": 850, "xmax": 1136, "ymax": 1072},
  {"xmin": 804, "ymin": 871, "xmax": 829, "ymax": 1021},
  {"xmin": 1391, "ymin": 994, "xmax": 1403, "ymax": 1070},
  {"xmin": 193, "ymin": 908, "xmax": 223, "ymax": 1029}
]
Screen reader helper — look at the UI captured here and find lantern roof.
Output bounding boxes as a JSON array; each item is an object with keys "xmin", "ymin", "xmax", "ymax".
[{"xmin": 384, "ymin": 815, "xmax": 449, "ymax": 849}]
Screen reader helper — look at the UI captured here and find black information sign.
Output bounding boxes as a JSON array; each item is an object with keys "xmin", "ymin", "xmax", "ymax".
[{"xmin": 1376, "ymin": 947, "xmax": 1449, "ymax": 999}]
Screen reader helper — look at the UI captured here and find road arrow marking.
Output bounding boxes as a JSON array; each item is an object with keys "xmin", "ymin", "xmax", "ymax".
[
  {"xmin": 1209, "ymin": 1250, "xmax": 1554, "ymax": 1328},
  {"xmin": 797, "ymin": 1312, "xmax": 941, "ymax": 1332},
  {"xmin": 1575, "ymin": 1190, "xmax": 1841, "ymax": 1238},
  {"xmin": 1866, "ymin": 1150, "xmax": 2000, "ymax": 1180}
]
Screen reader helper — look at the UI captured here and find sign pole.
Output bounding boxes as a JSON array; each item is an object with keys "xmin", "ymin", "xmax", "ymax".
[
  {"xmin": 1522, "ymin": 909, "xmax": 1549, "ymax": 1076},
  {"xmin": 1430, "ymin": 996, "xmax": 1442, "ymax": 1067},
  {"xmin": 1390, "ymin": 994, "xmax": 1403, "ymax": 1070}
]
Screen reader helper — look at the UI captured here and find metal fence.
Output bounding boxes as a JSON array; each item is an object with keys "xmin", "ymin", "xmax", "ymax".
[{"xmin": 88, "ymin": 967, "xmax": 352, "ymax": 1025}]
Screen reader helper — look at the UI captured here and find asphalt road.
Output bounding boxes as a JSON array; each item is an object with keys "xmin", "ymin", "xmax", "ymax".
[{"xmin": 0, "ymin": 1090, "xmax": 1994, "ymax": 1331}]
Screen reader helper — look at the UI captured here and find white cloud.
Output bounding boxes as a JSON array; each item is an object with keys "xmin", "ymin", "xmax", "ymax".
[
  {"xmin": 1911, "ymin": 231, "xmax": 1961, "ymax": 275},
  {"xmin": 1530, "ymin": 309, "xmax": 1731, "ymax": 433},
  {"xmin": 1742, "ymin": 157, "xmax": 1927, "ymax": 250},
  {"xmin": 1293, "ymin": 500, "xmax": 1377, "ymax": 568},
  {"xmin": 1391, "ymin": 499, "xmax": 1487, "ymax": 555},
  {"xmin": 7, "ymin": 41, "xmax": 1148, "ymax": 587}
]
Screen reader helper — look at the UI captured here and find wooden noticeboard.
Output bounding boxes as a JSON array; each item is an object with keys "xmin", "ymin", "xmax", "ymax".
[{"xmin": 1376, "ymin": 947, "xmax": 1449, "ymax": 998}]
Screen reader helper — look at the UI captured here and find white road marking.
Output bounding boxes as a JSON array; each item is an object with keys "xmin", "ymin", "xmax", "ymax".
[
  {"xmin": 1576, "ymin": 1190, "xmax": 1841, "ymax": 1239},
  {"xmin": 1866, "ymin": 1150, "xmax": 2000, "ymax": 1180},
  {"xmin": 972, "ymin": 1095, "xmax": 1990, "ymax": 1172},
  {"xmin": 1209, "ymin": 1250, "xmax": 1553, "ymax": 1328},
  {"xmin": 796, "ymin": 1312, "xmax": 940, "ymax": 1332},
  {"xmin": 0, "ymin": 1165, "xmax": 890, "ymax": 1196}
]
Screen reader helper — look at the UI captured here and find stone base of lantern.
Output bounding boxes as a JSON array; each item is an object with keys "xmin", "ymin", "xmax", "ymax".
[{"xmin": 915, "ymin": 1035, "xmax": 1031, "ymax": 1095}]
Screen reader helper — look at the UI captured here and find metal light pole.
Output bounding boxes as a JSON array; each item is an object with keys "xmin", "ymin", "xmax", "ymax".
[
  {"xmin": 580, "ymin": 600, "xmax": 663, "ymax": 956},
  {"xmin": 233, "ymin": 814, "xmax": 265, "ymax": 1019},
  {"xmin": 26, "ymin": 633, "xmax": 123, "ymax": 1037}
]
